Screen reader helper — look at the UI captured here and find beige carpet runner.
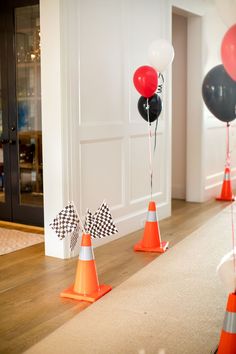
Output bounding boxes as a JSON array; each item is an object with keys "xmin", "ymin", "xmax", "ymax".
[
  {"xmin": 24, "ymin": 206, "xmax": 234, "ymax": 354},
  {"xmin": 0, "ymin": 227, "xmax": 44, "ymax": 255}
]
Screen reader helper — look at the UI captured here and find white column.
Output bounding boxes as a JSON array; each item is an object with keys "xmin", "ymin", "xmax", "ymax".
[{"xmin": 40, "ymin": 0, "xmax": 69, "ymax": 258}]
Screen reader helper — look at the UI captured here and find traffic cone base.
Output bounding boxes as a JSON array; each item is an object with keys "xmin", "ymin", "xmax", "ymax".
[
  {"xmin": 134, "ymin": 240, "xmax": 169, "ymax": 253},
  {"xmin": 60, "ymin": 284, "xmax": 112, "ymax": 303},
  {"xmin": 216, "ymin": 195, "xmax": 235, "ymax": 201},
  {"xmin": 218, "ymin": 331, "xmax": 236, "ymax": 354}
]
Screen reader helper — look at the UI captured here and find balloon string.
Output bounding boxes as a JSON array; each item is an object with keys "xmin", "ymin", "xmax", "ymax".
[
  {"xmin": 154, "ymin": 115, "xmax": 158, "ymax": 152},
  {"xmin": 147, "ymin": 73, "xmax": 163, "ymax": 201},
  {"xmin": 230, "ymin": 203, "xmax": 236, "ymax": 293},
  {"xmin": 153, "ymin": 73, "xmax": 162, "ymax": 186},
  {"xmin": 226, "ymin": 123, "xmax": 230, "ymax": 168},
  {"xmin": 147, "ymin": 98, "xmax": 153, "ymax": 200}
]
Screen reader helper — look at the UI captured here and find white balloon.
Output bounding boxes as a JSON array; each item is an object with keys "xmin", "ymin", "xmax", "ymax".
[
  {"xmin": 148, "ymin": 39, "xmax": 175, "ymax": 73},
  {"xmin": 217, "ymin": 248, "xmax": 236, "ymax": 293},
  {"xmin": 215, "ymin": 0, "xmax": 236, "ymax": 27}
]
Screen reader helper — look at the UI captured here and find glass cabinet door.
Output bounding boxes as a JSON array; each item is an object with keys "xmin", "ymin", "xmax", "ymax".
[
  {"xmin": 0, "ymin": 0, "xmax": 43, "ymax": 226},
  {"xmin": 15, "ymin": 5, "xmax": 43, "ymax": 207},
  {"xmin": 0, "ymin": 61, "xmax": 5, "ymax": 203}
]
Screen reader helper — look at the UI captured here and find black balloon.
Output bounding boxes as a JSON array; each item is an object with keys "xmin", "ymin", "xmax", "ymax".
[
  {"xmin": 202, "ymin": 64, "xmax": 236, "ymax": 123},
  {"xmin": 138, "ymin": 94, "xmax": 162, "ymax": 123}
]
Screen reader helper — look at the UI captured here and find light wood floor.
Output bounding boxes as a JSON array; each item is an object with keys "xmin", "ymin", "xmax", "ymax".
[{"xmin": 0, "ymin": 199, "xmax": 230, "ymax": 354}]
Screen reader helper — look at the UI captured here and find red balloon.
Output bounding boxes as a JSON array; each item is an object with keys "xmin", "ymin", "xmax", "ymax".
[
  {"xmin": 133, "ymin": 65, "xmax": 158, "ymax": 98},
  {"xmin": 221, "ymin": 24, "xmax": 236, "ymax": 81}
]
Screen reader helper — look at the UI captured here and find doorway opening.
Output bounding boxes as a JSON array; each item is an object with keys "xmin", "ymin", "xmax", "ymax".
[
  {"xmin": 171, "ymin": 11, "xmax": 187, "ymax": 200},
  {"xmin": 171, "ymin": 7, "xmax": 204, "ymax": 203}
]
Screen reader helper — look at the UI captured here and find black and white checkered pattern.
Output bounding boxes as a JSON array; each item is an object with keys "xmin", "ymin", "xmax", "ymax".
[
  {"xmin": 49, "ymin": 202, "xmax": 80, "ymax": 240},
  {"xmin": 70, "ymin": 224, "xmax": 80, "ymax": 251},
  {"xmin": 89, "ymin": 201, "xmax": 118, "ymax": 239},
  {"xmin": 84, "ymin": 209, "xmax": 93, "ymax": 234}
]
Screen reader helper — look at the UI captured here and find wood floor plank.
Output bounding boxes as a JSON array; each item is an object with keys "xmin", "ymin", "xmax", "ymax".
[{"xmin": 0, "ymin": 199, "xmax": 230, "ymax": 354}]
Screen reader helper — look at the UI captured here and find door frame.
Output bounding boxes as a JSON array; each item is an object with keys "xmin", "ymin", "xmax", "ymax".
[{"xmin": 171, "ymin": 4, "xmax": 205, "ymax": 202}]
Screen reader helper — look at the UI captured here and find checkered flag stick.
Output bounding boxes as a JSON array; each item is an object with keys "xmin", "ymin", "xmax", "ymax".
[
  {"xmin": 89, "ymin": 201, "xmax": 118, "ymax": 239},
  {"xmin": 49, "ymin": 202, "xmax": 84, "ymax": 249},
  {"xmin": 84, "ymin": 209, "xmax": 93, "ymax": 234},
  {"xmin": 70, "ymin": 223, "xmax": 81, "ymax": 251}
]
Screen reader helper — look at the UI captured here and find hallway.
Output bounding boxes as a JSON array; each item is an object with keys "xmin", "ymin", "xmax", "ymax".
[{"xmin": 0, "ymin": 199, "xmax": 229, "ymax": 353}]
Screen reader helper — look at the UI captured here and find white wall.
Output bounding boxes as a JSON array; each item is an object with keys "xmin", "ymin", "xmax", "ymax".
[
  {"xmin": 201, "ymin": 2, "xmax": 236, "ymax": 199},
  {"xmin": 40, "ymin": 0, "xmax": 232, "ymax": 259},
  {"xmin": 171, "ymin": 0, "xmax": 236, "ymax": 203}
]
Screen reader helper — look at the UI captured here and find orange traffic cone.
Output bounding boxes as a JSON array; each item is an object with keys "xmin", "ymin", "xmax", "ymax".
[
  {"xmin": 134, "ymin": 201, "xmax": 169, "ymax": 253},
  {"xmin": 218, "ymin": 292, "xmax": 236, "ymax": 354},
  {"xmin": 60, "ymin": 233, "xmax": 112, "ymax": 302},
  {"xmin": 216, "ymin": 167, "xmax": 235, "ymax": 201}
]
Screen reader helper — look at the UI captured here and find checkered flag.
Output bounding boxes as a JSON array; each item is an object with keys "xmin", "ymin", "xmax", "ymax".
[
  {"xmin": 84, "ymin": 209, "xmax": 93, "ymax": 234},
  {"xmin": 49, "ymin": 202, "xmax": 81, "ymax": 241},
  {"xmin": 70, "ymin": 223, "xmax": 80, "ymax": 251},
  {"xmin": 89, "ymin": 201, "xmax": 118, "ymax": 239}
]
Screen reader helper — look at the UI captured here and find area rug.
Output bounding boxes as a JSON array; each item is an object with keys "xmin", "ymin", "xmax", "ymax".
[
  {"xmin": 24, "ymin": 205, "xmax": 235, "ymax": 354},
  {"xmin": 0, "ymin": 228, "xmax": 44, "ymax": 255}
]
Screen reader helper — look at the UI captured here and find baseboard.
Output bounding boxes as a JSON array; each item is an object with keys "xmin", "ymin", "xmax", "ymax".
[{"xmin": 0, "ymin": 220, "xmax": 44, "ymax": 234}]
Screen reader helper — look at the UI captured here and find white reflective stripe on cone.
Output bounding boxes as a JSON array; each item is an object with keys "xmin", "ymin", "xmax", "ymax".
[
  {"xmin": 147, "ymin": 211, "xmax": 157, "ymax": 222},
  {"xmin": 223, "ymin": 311, "xmax": 236, "ymax": 334},
  {"xmin": 79, "ymin": 246, "xmax": 94, "ymax": 261},
  {"xmin": 224, "ymin": 173, "xmax": 230, "ymax": 181}
]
